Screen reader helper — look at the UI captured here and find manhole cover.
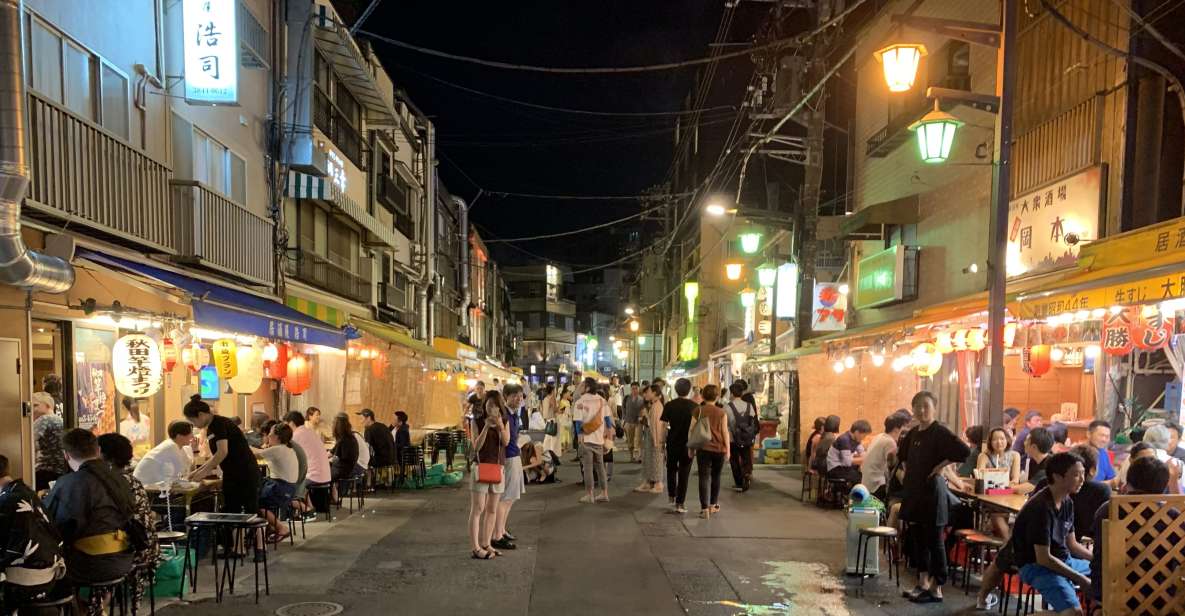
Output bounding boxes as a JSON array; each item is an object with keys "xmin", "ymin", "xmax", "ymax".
[{"xmin": 275, "ymin": 602, "xmax": 344, "ymax": 616}]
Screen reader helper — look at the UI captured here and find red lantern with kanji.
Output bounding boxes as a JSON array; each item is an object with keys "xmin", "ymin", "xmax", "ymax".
[
  {"xmin": 160, "ymin": 337, "xmax": 178, "ymax": 372},
  {"xmin": 1103, "ymin": 309, "xmax": 1135, "ymax": 356},
  {"xmin": 370, "ymin": 352, "xmax": 388, "ymax": 378},
  {"xmin": 1024, "ymin": 345, "xmax": 1052, "ymax": 377},
  {"xmin": 1133, "ymin": 309, "xmax": 1172, "ymax": 350},
  {"xmin": 266, "ymin": 343, "xmax": 288, "ymax": 379},
  {"xmin": 181, "ymin": 342, "xmax": 208, "ymax": 373},
  {"xmin": 284, "ymin": 354, "xmax": 311, "ymax": 394}
]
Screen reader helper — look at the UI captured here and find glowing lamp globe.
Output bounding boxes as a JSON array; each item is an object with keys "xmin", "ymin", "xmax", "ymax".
[
  {"xmin": 740, "ymin": 288, "xmax": 756, "ymax": 308},
  {"xmin": 757, "ymin": 264, "xmax": 777, "ymax": 288},
  {"xmin": 629, "ymin": 319, "xmax": 640, "ymax": 333},
  {"xmin": 910, "ymin": 108, "xmax": 964, "ymax": 164},
  {"xmin": 113, "ymin": 334, "xmax": 163, "ymax": 398},
  {"xmin": 284, "ymin": 355, "xmax": 311, "ymax": 395},
  {"xmin": 738, "ymin": 232, "xmax": 762, "ymax": 255},
  {"xmin": 874, "ymin": 44, "xmax": 927, "ymax": 92},
  {"xmin": 228, "ymin": 346, "xmax": 263, "ymax": 394},
  {"xmin": 725, "ymin": 261, "xmax": 744, "ymax": 281}
]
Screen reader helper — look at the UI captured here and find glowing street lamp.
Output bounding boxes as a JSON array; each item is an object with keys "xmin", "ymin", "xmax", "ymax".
[
  {"xmin": 624, "ymin": 306, "xmax": 635, "ymax": 316},
  {"xmin": 740, "ymin": 288, "xmax": 756, "ymax": 308},
  {"xmin": 725, "ymin": 261, "xmax": 743, "ymax": 281},
  {"xmin": 738, "ymin": 232, "xmax": 762, "ymax": 255},
  {"xmin": 874, "ymin": 43, "xmax": 927, "ymax": 92},
  {"xmin": 910, "ymin": 105, "xmax": 964, "ymax": 164},
  {"xmin": 628, "ymin": 319, "xmax": 640, "ymax": 333},
  {"xmin": 706, "ymin": 203, "xmax": 727, "ymax": 217},
  {"xmin": 757, "ymin": 263, "xmax": 777, "ymax": 288}
]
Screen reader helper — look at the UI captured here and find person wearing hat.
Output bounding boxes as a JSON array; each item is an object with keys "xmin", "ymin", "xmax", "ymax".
[
  {"xmin": 358, "ymin": 409, "xmax": 397, "ymax": 470},
  {"xmin": 1012, "ymin": 410, "xmax": 1046, "ymax": 467}
]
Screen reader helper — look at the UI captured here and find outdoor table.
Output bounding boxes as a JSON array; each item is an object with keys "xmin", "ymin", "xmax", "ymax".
[
  {"xmin": 184, "ymin": 512, "xmax": 270, "ymax": 603},
  {"xmin": 951, "ymin": 481, "xmax": 1027, "ymax": 514},
  {"xmin": 146, "ymin": 479, "xmax": 222, "ymax": 518}
]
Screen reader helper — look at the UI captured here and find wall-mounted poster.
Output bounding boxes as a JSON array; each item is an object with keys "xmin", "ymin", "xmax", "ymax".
[{"xmin": 74, "ymin": 327, "xmax": 116, "ymax": 434}]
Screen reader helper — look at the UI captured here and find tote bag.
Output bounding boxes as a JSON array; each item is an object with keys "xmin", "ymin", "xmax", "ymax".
[{"xmin": 687, "ymin": 410, "xmax": 713, "ymax": 450}]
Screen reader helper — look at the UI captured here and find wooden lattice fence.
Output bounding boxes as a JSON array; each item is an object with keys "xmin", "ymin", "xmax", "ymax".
[{"xmin": 1102, "ymin": 494, "xmax": 1185, "ymax": 615}]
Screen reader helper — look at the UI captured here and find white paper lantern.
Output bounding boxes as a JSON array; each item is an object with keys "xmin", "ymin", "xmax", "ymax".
[
  {"xmin": 113, "ymin": 333, "xmax": 163, "ymax": 398},
  {"xmin": 228, "ymin": 345, "xmax": 263, "ymax": 394}
]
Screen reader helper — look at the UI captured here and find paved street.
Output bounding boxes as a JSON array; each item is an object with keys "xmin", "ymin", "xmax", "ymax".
[{"xmin": 160, "ymin": 462, "xmax": 979, "ymax": 616}]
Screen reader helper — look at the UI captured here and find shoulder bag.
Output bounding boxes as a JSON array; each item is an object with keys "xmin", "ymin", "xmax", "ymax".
[
  {"xmin": 471, "ymin": 418, "xmax": 505, "ymax": 485},
  {"xmin": 687, "ymin": 407, "xmax": 713, "ymax": 450},
  {"xmin": 580, "ymin": 398, "xmax": 605, "ymax": 435}
]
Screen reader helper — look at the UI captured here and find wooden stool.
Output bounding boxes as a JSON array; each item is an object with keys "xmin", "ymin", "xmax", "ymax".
[
  {"xmin": 856, "ymin": 526, "xmax": 900, "ymax": 587},
  {"xmin": 961, "ymin": 532, "xmax": 1005, "ymax": 594}
]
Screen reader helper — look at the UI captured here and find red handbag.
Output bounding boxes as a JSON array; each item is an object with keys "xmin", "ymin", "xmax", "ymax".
[{"xmin": 477, "ymin": 462, "xmax": 503, "ymax": 484}]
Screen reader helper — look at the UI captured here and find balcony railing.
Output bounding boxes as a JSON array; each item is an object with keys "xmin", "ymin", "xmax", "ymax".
[
  {"xmin": 376, "ymin": 175, "xmax": 415, "ymax": 238},
  {"xmin": 171, "ymin": 181, "xmax": 275, "ymax": 286},
  {"xmin": 378, "ymin": 281, "xmax": 405, "ymax": 310},
  {"xmin": 285, "ymin": 247, "xmax": 371, "ymax": 304},
  {"xmin": 24, "ymin": 91, "xmax": 175, "ymax": 252},
  {"xmin": 313, "ymin": 86, "xmax": 367, "ymax": 170}
]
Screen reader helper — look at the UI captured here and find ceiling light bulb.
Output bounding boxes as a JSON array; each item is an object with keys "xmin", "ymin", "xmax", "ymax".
[
  {"xmin": 844, "ymin": 356, "xmax": 856, "ymax": 369},
  {"xmin": 871, "ymin": 354, "xmax": 885, "ymax": 367},
  {"xmin": 832, "ymin": 361, "xmax": 845, "ymax": 374}
]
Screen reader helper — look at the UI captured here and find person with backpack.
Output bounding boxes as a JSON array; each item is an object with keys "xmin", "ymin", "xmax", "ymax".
[
  {"xmin": 725, "ymin": 382, "xmax": 758, "ymax": 492},
  {"xmin": 690, "ymin": 384, "xmax": 730, "ymax": 519}
]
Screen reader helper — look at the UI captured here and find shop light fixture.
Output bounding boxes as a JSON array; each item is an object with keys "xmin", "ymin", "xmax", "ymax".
[
  {"xmin": 910, "ymin": 105, "xmax": 964, "ymax": 164},
  {"xmin": 82, "ymin": 314, "xmax": 162, "ymax": 331},
  {"xmin": 1074, "ymin": 310, "xmax": 1090, "ymax": 322},
  {"xmin": 832, "ymin": 360, "xmax": 845, "ymax": 374},
  {"xmin": 629, "ymin": 320, "xmax": 640, "ymax": 333},
  {"xmin": 624, "ymin": 307, "xmax": 635, "ymax": 316},
  {"xmin": 189, "ymin": 327, "xmax": 256, "ymax": 346},
  {"xmin": 725, "ymin": 261, "xmax": 744, "ymax": 281},
  {"xmin": 1084, "ymin": 345, "xmax": 1102, "ymax": 359},
  {"xmin": 740, "ymin": 288, "xmax": 757, "ymax": 308},
  {"xmin": 1161, "ymin": 298, "xmax": 1185, "ymax": 314},
  {"xmin": 1109, "ymin": 306, "xmax": 1123, "ymax": 315},
  {"xmin": 843, "ymin": 355, "xmax": 856, "ymax": 369},
  {"xmin": 757, "ymin": 263, "xmax": 778, "ymax": 288},
  {"xmin": 1050, "ymin": 347, "xmax": 1066, "ymax": 362},
  {"xmin": 838, "ymin": 283, "xmax": 850, "ymax": 296},
  {"xmin": 1090, "ymin": 308, "xmax": 1107, "ymax": 319},
  {"xmin": 870, "ymin": 353, "xmax": 885, "ymax": 367},
  {"xmin": 875, "ymin": 43, "xmax": 927, "ymax": 92},
  {"xmin": 739, "ymin": 232, "xmax": 763, "ymax": 255}
]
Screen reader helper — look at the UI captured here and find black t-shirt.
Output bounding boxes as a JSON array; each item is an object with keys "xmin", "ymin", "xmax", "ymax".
[
  {"xmin": 1013, "ymin": 487, "xmax": 1075, "ymax": 568},
  {"xmin": 1071, "ymin": 480, "xmax": 1111, "ymax": 540},
  {"xmin": 206, "ymin": 415, "xmax": 258, "ymax": 481},
  {"xmin": 1029, "ymin": 455, "xmax": 1050, "ymax": 490},
  {"xmin": 897, "ymin": 421, "xmax": 970, "ymax": 525},
  {"xmin": 365, "ymin": 422, "xmax": 397, "ymax": 467},
  {"xmin": 660, "ymin": 398, "xmax": 697, "ymax": 449}
]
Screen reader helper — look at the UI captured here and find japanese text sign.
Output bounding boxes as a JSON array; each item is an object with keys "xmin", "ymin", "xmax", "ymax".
[
  {"xmin": 855, "ymin": 245, "xmax": 906, "ymax": 309},
  {"xmin": 183, "ymin": 0, "xmax": 238, "ymax": 105},
  {"xmin": 1007, "ymin": 166, "xmax": 1103, "ymax": 278},
  {"xmin": 113, "ymin": 334, "xmax": 163, "ymax": 398},
  {"xmin": 811, "ymin": 282, "xmax": 847, "ymax": 332}
]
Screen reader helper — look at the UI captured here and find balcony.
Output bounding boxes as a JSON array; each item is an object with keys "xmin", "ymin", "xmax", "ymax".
[
  {"xmin": 378, "ymin": 281, "xmax": 405, "ymax": 310},
  {"xmin": 170, "ymin": 181, "xmax": 275, "ymax": 286},
  {"xmin": 24, "ymin": 91, "xmax": 175, "ymax": 253},
  {"xmin": 284, "ymin": 247, "xmax": 371, "ymax": 304},
  {"xmin": 313, "ymin": 86, "xmax": 368, "ymax": 170},
  {"xmin": 376, "ymin": 175, "xmax": 415, "ymax": 239},
  {"xmin": 865, "ymin": 98, "xmax": 931, "ymax": 158}
]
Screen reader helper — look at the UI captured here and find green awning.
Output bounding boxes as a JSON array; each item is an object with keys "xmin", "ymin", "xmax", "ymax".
[
  {"xmin": 351, "ymin": 317, "xmax": 453, "ymax": 360},
  {"xmin": 746, "ymin": 346, "xmax": 822, "ymax": 365}
]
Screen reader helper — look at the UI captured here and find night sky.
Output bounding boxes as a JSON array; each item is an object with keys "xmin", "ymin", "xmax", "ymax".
[{"xmin": 341, "ymin": 0, "xmax": 767, "ymax": 265}]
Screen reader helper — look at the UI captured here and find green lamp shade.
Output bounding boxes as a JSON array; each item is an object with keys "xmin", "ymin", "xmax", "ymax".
[
  {"xmin": 757, "ymin": 264, "xmax": 777, "ymax": 288},
  {"xmin": 739, "ymin": 232, "xmax": 762, "ymax": 255},
  {"xmin": 740, "ymin": 288, "xmax": 756, "ymax": 308},
  {"xmin": 909, "ymin": 109, "xmax": 963, "ymax": 164}
]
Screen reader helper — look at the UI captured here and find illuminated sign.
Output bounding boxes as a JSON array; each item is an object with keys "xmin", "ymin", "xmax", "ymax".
[
  {"xmin": 1006, "ymin": 165, "xmax": 1103, "ymax": 278},
  {"xmin": 855, "ymin": 245, "xmax": 917, "ymax": 309},
  {"xmin": 183, "ymin": 0, "xmax": 239, "ymax": 105},
  {"xmin": 811, "ymin": 282, "xmax": 848, "ymax": 332},
  {"xmin": 327, "ymin": 151, "xmax": 347, "ymax": 192},
  {"xmin": 684, "ymin": 282, "xmax": 699, "ymax": 321},
  {"xmin": 199, "ymin": 365, "xmax": 221, "ymax": 399},
  {"xmin": 775, "ymin": 263, "xmax": 798, "ymax": 318}
]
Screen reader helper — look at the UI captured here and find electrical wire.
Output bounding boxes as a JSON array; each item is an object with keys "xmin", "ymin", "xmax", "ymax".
[
  {"xmin": 438, "ymin": 114, "xmax": 742, "ymax": 147},
  {"xmin": 487, "ymin": 190, "xmax": 696, "ymax": 200},
  {"xmin": 483, "ymin": 206, "xmax": 664, "ymax": 243}
]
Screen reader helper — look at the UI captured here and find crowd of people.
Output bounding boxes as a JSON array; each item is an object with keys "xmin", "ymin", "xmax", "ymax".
[{"xmin": 800, "ymin": 390, "xmax": 1183, "ymax": 615}]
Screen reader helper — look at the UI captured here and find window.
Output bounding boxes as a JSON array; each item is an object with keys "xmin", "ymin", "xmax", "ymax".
[
  {"xmin": 327, "ymin": 223, "xmax": 355, "ymax": 271},
  {"xmin": 298, "ymin": 201, "xmax": 316, "ymax": 249},
  {"xmin": 192, "ymin": 128, "xmax": 246, "ymax": 204},
  {"xmin": 25, "ymin": 14, "xmax": 129, "ymax": 139},
  {"xmin": 527, "ymin": 313, "xmax": 541, "ymax": 329}
]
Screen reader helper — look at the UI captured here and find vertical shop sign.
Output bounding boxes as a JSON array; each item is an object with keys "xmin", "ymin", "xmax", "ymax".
[
  {"xmin": 183, "ymin": 0, "xmax": 239, "ymax": 104},
  {"xmin": 113, "ymin": 334, "xmax": 163, "ymax": 398},
  {"xmin": 811, "ymin": 282, "xmax": 847, "ymax": 332}
]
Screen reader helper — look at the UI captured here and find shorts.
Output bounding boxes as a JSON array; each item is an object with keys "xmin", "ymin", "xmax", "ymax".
[
  {"xmin": 501, "ymin": 456, "xmax": 525, "ymax": 502},
  {"xmin": 1019, "ymin": 557, "xmax": 1091, "ymax": 612},
  {"xmin": 259, "ymin": 478, "xmax": 296, "ymax": 510},
  {"xmin": 469, "ymin": 467, "xmax": 506, "ymax": 494}
]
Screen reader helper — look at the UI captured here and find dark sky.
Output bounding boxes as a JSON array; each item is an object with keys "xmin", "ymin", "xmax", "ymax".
[{"xmin": 341, "ymin": 0, "xmax": 766, "ymax": 266}]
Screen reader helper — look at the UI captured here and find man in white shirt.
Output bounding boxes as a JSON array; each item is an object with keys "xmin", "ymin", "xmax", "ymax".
[
  {"xmin": 575, "ymin": 377, "xmax": 612, "ymax": 504},
  {"xmin": 608, "ymin": 376, "xmax": 623, "ymax": 420},
  {"xmin": 133, "ymin": 420, "xmax": 196, "ymax": 485},
  {"xmin": 286, "ymin": 411, "xmax": 331, "ymax": 484},
  {"xmin": 861, "ymin": 411, "xmax": 910, "ymax": 501}
]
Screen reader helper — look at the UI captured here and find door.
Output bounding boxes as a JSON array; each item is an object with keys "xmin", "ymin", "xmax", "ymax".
[{"xmin": 0, "ymin": 339, "xmax": 24, "ymax": 480}]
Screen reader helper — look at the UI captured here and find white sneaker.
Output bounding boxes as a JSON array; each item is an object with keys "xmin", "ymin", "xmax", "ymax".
[
  {"xmin": 579, "ymin": 495, "xmax": 595, "ymax": 504},
  {"xmin": 596, "ymin": 494, "xmax": 609, "ymax": 503},
  {"xmin": 675, "ymin": 505, "xmax": 687, "ymax": 514}
]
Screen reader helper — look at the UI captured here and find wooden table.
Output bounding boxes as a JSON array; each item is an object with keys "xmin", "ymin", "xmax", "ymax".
[
  {"xmin": 146, "ymin": 479, "xmax": 222, "ymax": 517},
  {"xmin": 952, "ymin": 483, "xmax": 1027, "ymax": 514}
]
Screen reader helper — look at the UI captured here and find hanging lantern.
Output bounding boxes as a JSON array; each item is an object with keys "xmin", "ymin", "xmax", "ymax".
[
  {"xmin": 199, "ymin": 365, "xmax": 220, "ymax": 399},
  {"xmin": 1133, "ymin": 310, "xmax": 1171, "ymax": 350},
  {"xmin": 113, "ymin": 333, "xmax": 163, "ymax": 398},
  {"xmin": 966, "ymin": 329, "xmax": 986, "ymax": 351},
  {"xmin": 266, "ymin": 343, "xmax": 289, "ymax": 379},
  {"xmin": 182, "ymin": 342, "xmax": 209, "ymax": 373},
  {"xmin": 1025, "ymin": 345, "xmax": 1052, "ymax": 377},
  {"xmin": 740, "ymin": 288, "xmax": 756, "ymax": 308},
  {"xmin": 874, "ymin": 43, "xmax": 927, "ymax": 92},
  {"xmin": 724, "ymin": 261, "xmax": 744, "ymax": 281},
  {"xmin": 1102, "ymin": 309, "xmax": 1134, "ymax": 356},
  {"xmin": 953, "ymin": 329, "xmax": 968, "ymax": 351},
  {"xmin": 910, "ymin": 106, "xmax": 964, "ymax": 164},
  {"xmin": 757, "ymin": 263, "xmax": 777, "ymax": 288},
  {"xmin": 371, "ymin": 351, "xmax": 389, "ymax": 378},
  {"xmin": 228, "ymin": 346, "xmax": 263, "ymax": 394},
  {"xmin": 738, "ymin": 232, "xmax": 762, "ymax": 255},
  {"xmin": 911, "ymin": 342, "xmax": 943, "ymax": 377},
  {"xmin": 935, "ymin": 331, "xmax": 954, "ymax": 355},
  {"xmin": 284, "ymin": 354, "xmax": 311, "ymax": 395},
  {"xmin": 160, "ymin": 337, "xmax": 178, "ymax": 372},
  {"xmin": 262, "ymin": 343, "xmax": 279, "ymax": 364},
  {"xmin": 211, "ymin": 339, "xmax": 238, "ymax": 378},
  {"xmin": 1003, "ymin": 322, "xmax": 1018, "ymax": 348}
]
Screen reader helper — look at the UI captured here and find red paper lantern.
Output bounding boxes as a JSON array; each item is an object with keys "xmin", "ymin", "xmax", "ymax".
[
  {"xmin": 1133, "ymin": 311, "xmax": 1171, "ymax": 350},
  {"xmin": 284, "ymin": 354, "xmax": 311, "ymax": 394},
  {"xmin": 371, "ymin": 352, "xmax": 388, "ymax": 378},
  {"xmin": 1103, "ymin": 309, "xmax": 1134, "ymax": 356},
  {"xmin": 266, "ymin": 343, "xmax": 289, "ymax": 379},
  {"xmin": 181, "ymin": 342, "xmax": 208, "ymax": 373},
  {"xmin": 161, "ymin": 337, "xmax": 178, "ymax": 372},
  {"xmin": 1025, "ymin": 345, "xmax": 1052, "ymax": 377}
]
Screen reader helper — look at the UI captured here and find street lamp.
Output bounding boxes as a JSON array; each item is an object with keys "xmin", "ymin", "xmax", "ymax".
[
  {"xmin": 624, "ymin": 306, "xmax": 635, "ymax": 315},
  {"xmin": 738, "ymin": 232, "xmax": 762, "ymax": 255},
  {"xmin": 874, "ymin": 43, "xmax": 927, "ymax": 92},
  {"xmin": 628, "ymin": 319, "xmax": 640, "ymax": 332},
  {"xmin": 739, "ymin": 288, "xmax": 756, "ymax": 308},
  {"xmin": 725, "ymin": 261, "xmax": 744, "ymax": 281},
  {"xmin": 757, "ymin": 263, "xmax": 777, "ymax": 288},
  {"xmin": 910, "ymin": 104, "xmax": 964, "ymax": 164}
]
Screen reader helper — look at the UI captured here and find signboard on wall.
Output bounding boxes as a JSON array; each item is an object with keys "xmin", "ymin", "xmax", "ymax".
[
  {"xmin": 1007, "ymin": 165, "xmax": 1104, "ymax": 278},
  {"xmin": 811, "ymin": 282, "xmax": 848, "ymax": 332},
  {"xmin": 854, "ymin": 245, "xmax": 917, "ymax": 309},
  {"xmin": 183, "ymin": 0, "xmax": 239, "ymax": 105},
  {"xmin": 775, "ymin": 263, "xmax": 798, "ymax": 318}
]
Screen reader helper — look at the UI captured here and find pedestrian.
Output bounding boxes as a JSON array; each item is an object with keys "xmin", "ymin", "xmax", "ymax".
[
  {"xmin": 862, "ymin": 412, "xmax": 910, "ymax": 502},
  {"xmin": 622, "ymin": 382, "xmax": 646, "ymax": 462},
  {"xmin": 599, "ymin": 385, "xmax": 617, "ymax": 484},
  {"xmin": 725, "ymin": 381, "xmax": 758, "ymax": 491},
  {"xmin": 609, "ymin": 375, "xmax": 623, "ymax": 421},
  {"xmin": 661, "ymin": 378, "xmax": 697, "ymax": 513},
  {"xmin": 1012, "ymin": 452, "xmax": 1094, "ymax": 616},
  {"xmin": 558, "ymin": 385, "xmax": 575, "ymax": 456},
  {"xmin": 469, "ymin": 391, "xmax": 509, "ymax": 560},
  {"xmin": 810, "ymin": 415, "xmax": 841, "ymax": 474},
  {"xmin": 31, "ymin": 391, "xmax": 66, "ymax": 491},
  {"xmin": 898, "ymin": 391, "xmax": 971, "ymax": 605},
  {"xmin": 634, "ymin": 383, "xmax": 666, "ymax": 493},
  {"xmin": 492, "ymin": 384, "xmax": 525, "ymax": 551},
  {"xmin": 575, "ymin": 377, "xmax": 612, "ymax": 504},
  {"xmin": 691, "ymin": 384, "xmax": 729, "ymax": 519}
]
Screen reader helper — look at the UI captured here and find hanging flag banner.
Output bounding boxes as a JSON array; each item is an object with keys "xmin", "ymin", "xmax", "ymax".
[{"xmin": 811, "ymin": 282, "xmax": 847, "ymax": 332}]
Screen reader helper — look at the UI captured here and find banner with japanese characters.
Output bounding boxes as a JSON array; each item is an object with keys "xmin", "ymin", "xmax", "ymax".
[
  {"xmin": 811, "ymin": 282, "xmax": 847, "ymax": 332},
  {"xmin": 1007, "ymin": 165, "xmax": 1104, "ymax": 278}
]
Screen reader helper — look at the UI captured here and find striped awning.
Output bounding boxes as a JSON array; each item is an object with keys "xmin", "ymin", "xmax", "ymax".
[
  {"xmin": 285, "ymin": 171, "xmax": 406, "ymax": 253},
  {"xmin": 285, "ymin": 294, "xmax": 348, "ymax": 327}
]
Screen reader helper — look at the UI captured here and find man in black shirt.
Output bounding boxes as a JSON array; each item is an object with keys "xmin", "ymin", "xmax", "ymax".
[
  {"xmin": 1018, "ymin": 427, "xmax": 1055, "ymax": 494},
  {"xmin": 1068, "ymin": 444, "xmax": 1111, "ymax": 541},
  {"xmin": 898, "ymin": 391, "xmax": 970, "ymax": 604},
  {"xmin": 358, "ymin": 409, "xmax": 397, "ymax": 468},
  {"xmin": 1013, "ymin": 452, "xmax": 1093, "ymax": 615},
  {"xmin": 660, "ymin": 378, "xmax": 696, "ymax": 514},
  {"xmin": 185, "ymin": 396, "xmax": 261, "ymax": 515}
]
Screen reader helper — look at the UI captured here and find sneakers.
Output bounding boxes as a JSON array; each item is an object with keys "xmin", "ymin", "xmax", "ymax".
[
  {"xmin": 674, "ymin": 505, "xmax": 687, "ymax": 514},
  {"xmin": 595, "ymin": 494, "xmax": 610, "ymax": 503},
  {"xmin": 579, "ymin": 495, "xmax": 596, "ymax": 504}
]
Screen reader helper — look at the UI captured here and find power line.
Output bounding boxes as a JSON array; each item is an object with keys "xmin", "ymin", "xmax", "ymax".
[
  {"xmin": 438, "ymin": 114, "xmax": 742, "ymax": 148},
  {"xmin": 388, "ymin": 61, "xmax": 739, "ymax": 117},
  {"xmin": 487, "ymin": 190, "xmax": 694, "ymax": 201},
  {"xmin": 483, "ymin": 206, "xmax": 663, "ymax": 243}
]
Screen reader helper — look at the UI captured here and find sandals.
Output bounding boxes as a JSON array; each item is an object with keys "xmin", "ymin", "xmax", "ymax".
[
  {"xmin": 483, "ymin": 545, "xmax": 502, "ymax": 557},
  {"xmin": 471, "ymin": 548, "xmax": 494, "ymax": 560}
]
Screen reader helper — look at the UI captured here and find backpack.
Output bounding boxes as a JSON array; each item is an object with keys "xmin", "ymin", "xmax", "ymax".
[{"xmin": 729, "ymin": 401, "xmax": 759, "ymax": 447}]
